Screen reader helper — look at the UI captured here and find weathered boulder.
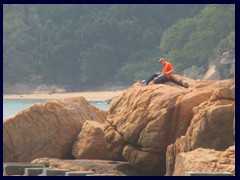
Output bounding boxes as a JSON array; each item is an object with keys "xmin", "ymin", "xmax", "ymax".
[
  {"xmin": 203, "ymin": 65, "xmax": 222, "ymax": 80},
  {"xmin": 104, "ymin": 75, "xmax": 234, "ymax": 174},
  {"xmin": 210, "ymin": 80, "xmax": 235, "ymax": 100},
  {"xmin": 172, "ymin": 146, "xmax": 235, "ymax": 176},
  {"xmin": 166, "ymin": 80, "xmax": 235, "ymax": 175},
  {"xmin": 180, "ymin": 51, "xmax": 235, "ymax": 81},
  {"xmin": 3, "ymin": 97, "xmax": 107, "ymax": 162},
  {"xmin": 221, "ymin": 57, "xmax": 234, "ymax": 65},
  {"xmin": 72, "ymin": 120, "xmax": 121, "ymax": 160},
  {"xmin": 183, "ymin": 65, "xmax": 205, "ymax": 80},
  {"xmin": 206, "ymin": 51, "xmax": 235, "ymax": 79},
  {"xmin": 220, "ymin": 51, "xmax": 235, "ymax": 64},
  {"xmin": 122, "ymin": 144, "xmax": 165, "ymax": 174}
]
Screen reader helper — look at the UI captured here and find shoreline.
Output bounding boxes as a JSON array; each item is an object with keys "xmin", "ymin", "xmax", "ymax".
[{"xmin": 3, "ymin": 90, "xmax": 123, "ymax": 101}]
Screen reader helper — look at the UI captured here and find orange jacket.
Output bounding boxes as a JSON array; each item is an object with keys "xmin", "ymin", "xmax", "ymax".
[{"xmin": 162, "ymin": 62, "xmax": 173, "ymax": 79}]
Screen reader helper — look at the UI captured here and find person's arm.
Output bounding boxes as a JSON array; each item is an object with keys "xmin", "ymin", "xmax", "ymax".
[{"xmin": 164, "ymin": 68, "xmax": 174, "ymax": 75}]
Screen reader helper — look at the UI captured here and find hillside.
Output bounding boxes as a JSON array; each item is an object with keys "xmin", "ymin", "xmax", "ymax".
[{"xmin": 3, "ymin": 4, "xmax": 235, "ymax": 92}]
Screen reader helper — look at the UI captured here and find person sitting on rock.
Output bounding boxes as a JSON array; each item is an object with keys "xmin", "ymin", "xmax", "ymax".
[{"xmin": 141, "ymin": 58, "xmax": 174, "ymax": 86}]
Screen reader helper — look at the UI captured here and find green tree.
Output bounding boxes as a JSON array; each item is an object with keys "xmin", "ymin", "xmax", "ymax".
[
  {"xmin": 3, "ymin": 4, "xmax": 205, "ymax": 89},
  {"xmin": 216, "ymin": 32, "xmax": 235, "ymax": 54},
  {"xmin": 160, "ymin": 4, "xmax": 235, "ymax": 72}
]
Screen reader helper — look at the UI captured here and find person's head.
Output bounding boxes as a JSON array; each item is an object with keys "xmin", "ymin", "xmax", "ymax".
[{"xmin": 158, "ymin": 58, "xmax": 166, "ymax": 65}]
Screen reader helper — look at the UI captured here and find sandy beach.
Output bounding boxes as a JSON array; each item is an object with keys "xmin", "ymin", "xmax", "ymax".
[{"xmin": 3, "ymin": 90, "xmax": 123, "ymax": 101}]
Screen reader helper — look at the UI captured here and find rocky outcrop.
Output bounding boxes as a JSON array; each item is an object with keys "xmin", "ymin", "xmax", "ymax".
[
  {"xmin": 183, "ymin": 51, "xmax": 235, "ymax": 80},
  {"xmin": 104, "ymin": 76, "xmax": 235, "ymax": 174},
  {"xmin": 3, "ymin": 97, "xmax": 106, "ymax": 162},
  {"xmin": 220, "ymin": 51, "xmax": 235, "ymax": 78},
  {"xmin": 166, "ymin": 80, "xmax": 235, "ymax": 175},
  {"xmin": 3, "ymin": 75, "xmax": 235, "ymax": 176},
  {"xmin": 72, "ymin": 120, "xmax": 120, "ymax": 160},
  {"xmin": 172, "ymin": 146, "xmax": 235, "ymax": 176},
  {"xmin": 183, "ymin": 65, "xmax": 205, "ymax": 80},
  {"xmin": 32, "ymin": 158, "xmax": 150, "ymax": 176},
  {"xmin": 203, "ymin": 64, "xmax": 222, "ymax": 80}
]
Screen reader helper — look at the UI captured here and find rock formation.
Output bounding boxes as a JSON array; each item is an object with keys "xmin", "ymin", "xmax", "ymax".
[
  {"xmin": 203, "ymin": 64, "xmax": 222, "ymax": 80},
  {"xmin": 172, "ymin": 146, "xmax": 235, "ymax": 176},
  {"xmin": 72, "ymin": 120, "xmax": 121, "ymax": 160},
  {"xmin": 104, "ymin": 75, "xmax": 235, "ymax": 175},
  {"xmin": 3, "ymin": 97, "xmax": 106, "ymax": 162},
  {"xmin": 3, "ymin": 75, "xmax": 235, "ymax": 176},
  {"xmin": 166, "ymin": 79, "xmax": 235, "ymax": 175},
  {"xmin": 183, "ymin": 51, "xmax": 235, "ymax": 80},
  {"xmin": 183, "ymin": 65, "xmax": 205, "ymax": 80}
]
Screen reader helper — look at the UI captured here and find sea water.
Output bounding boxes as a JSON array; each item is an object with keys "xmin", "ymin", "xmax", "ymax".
[{"xmin": 3, "ymin": 99, "xmax": 110, "ymax": 120}]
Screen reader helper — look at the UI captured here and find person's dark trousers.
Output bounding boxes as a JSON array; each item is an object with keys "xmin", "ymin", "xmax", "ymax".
[
  {"xmin": 158, "ymin": 75, "xmax": 169, "ymax": 83},
  {"xmin": 146, "ymin": 73, "xmax": 169, "ymax": 84},
  {"xmin": 146, "ymin": 73, "xmax": 159, "ymax": 85}
]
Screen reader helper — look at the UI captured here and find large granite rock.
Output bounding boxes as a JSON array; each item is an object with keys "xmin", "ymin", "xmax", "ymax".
[
  {"xmin": 220, "ymin": 51, "xmax": 235, "ymax": 64},
  {"xmin": 72, "ymin": 120, "xmax": 121, "ymax": 160},
  {"xmin": 104, "ymin": 75, "xmax": 235, "ymax": 174},
  {"xmin": 203, "ymin": 65, "xmax": 222, "ymax": 80},
  {"xmin": 205, "ymin": 51, "xmax": 235, "ymax": 80},
  {"xmin": 3, "ymin": 97, "xmax": 107, "ymax": 162},
  {"xmin": 172, "ymin": 146, "xmax": 235, "ymax": 176},
  {"xmin": 166, "ymin": 80, "xmax": 235, "ymax": 175},
  {"xmin": 183, "ymin": 65, "xmax": 205, "ymax": 80},
  {"xmin": 181, "ymin": 51, "xmax": 235, "ymax": 81}
]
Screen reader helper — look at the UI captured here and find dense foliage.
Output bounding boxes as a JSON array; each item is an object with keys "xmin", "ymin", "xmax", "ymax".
[
  {"xmin": 3, "ymin": 4, "xmax": 234, "ymax": 90},
  {"xmin": 160, "ymin": 4, "xmax": 235, "ymax": 72}
]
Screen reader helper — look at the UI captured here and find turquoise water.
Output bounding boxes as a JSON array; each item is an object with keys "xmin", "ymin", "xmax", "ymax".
[{"xmin": 3, "ymin": 99, "xmax": 110, "ymax": 120}]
